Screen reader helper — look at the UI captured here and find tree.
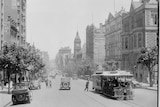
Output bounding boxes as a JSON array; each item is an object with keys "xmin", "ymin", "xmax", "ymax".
[
  {"xmin": 0, "ymin": 43, "xmax": 45, "ymax": 93},
  {"xmin": 102, "ymin": 60, "xmax": 119, "ymax": 71},
  {"xmin": 137, "ymin": 46, "xmax": 158, "ymax": 87},
  {"xmin": 24, "ymin": 45, "xmax": 45, "ymax": 80},
  {"xmin": 77, "ymin": 58, "xmax": 96, "ymax": 76}
]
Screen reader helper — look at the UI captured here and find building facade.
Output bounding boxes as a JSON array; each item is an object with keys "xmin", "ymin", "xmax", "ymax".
[
  {"xmin": 2, "ymin": 0, "xmax": 26, "ymax": 47},
  {"xmin": 56, "ymin": 47, "xmax": 72, "ymax": 70},
  {"xmin": 105, "ymin": 9, "xmax": 126, "ymax": 69},
  {"xmin": 93, "ymin": 23, "xmax": 105, "ymax": 66},
  {"xmin": 121, "ymin": 0, "xmax": 158, "ymax": 83},
  {"xmin": 74, "ymin": 31, "xmax": 81, "ymax": 60},
  {"xmin": 81, "ymin": 43, "xmax": 86, "ymax": 60},
  {"xmin": 0, "ymin": 0, "xmax": 4, "ymax": 50},
  {"xmin": 0, "ymin": 0, "xmax": 26, "ymax": 82},
  {"xmin": 86, "ymin": 24, "xmax": 94, "ymax": 62}
]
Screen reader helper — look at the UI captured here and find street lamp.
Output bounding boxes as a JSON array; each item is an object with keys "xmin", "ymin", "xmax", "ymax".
[
  {"xmin": 156, "ymin": 0, "xmax": 159, "ymax": 71},
  {"xmin": 156, "ymin": 1, "xmax": 159, "ymax": 107}
]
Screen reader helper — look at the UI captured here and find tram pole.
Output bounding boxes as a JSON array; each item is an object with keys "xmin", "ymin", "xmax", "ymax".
[{"xmin": 156, "ymin": 0, "xmax": 159, "ymax": 107}]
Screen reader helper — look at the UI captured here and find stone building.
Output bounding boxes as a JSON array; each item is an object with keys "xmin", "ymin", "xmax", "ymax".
[
  {"xmin": 81, "ymin": 43, "xmax": 86, "ymax": 60},
  {"xmin": 0, "ymin": 0, "xmax": 26, "ymax": 82},
  {"xmin": 2, "ymin": 0, "xmax": 26, "ymax": 47},
  {"xmin": 74, "ymin": 31, "xmax": 81, "ymax": 61},
  {"xmin": 86, "ymin": 24, "xmax": 95, "ymax": 62},
  {"xmin": 105, "ymin": 9, "xmax": 126, "ymax": 69},
  {"xmin": 56, "ymin": 47, "xmax": 72, "ymax": 70},
  {"xmin": 0, "ymin": 0, "xmax": 4, "ymax": 49},
  {"xmin": 93, "ymin": 23, "xmax": 105, "ymax": 66},
  {"xmin": 121, "ymin": 0, "xmax": 158, "ymax": 83}
]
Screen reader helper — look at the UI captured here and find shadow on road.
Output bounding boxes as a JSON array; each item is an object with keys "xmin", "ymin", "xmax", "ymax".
[
  {"xmin": 90, "ymin": 90, "xmax": 117, "ymax": 100},
  {"xmin": 10, "ymin": 102, "xmax": 31, "ymax": 106}
]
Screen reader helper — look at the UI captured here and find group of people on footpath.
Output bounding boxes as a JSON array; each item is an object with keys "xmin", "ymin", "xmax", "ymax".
[{"xmin": 46, "ymin": 79, "xmax": 52, "ymax": 88}]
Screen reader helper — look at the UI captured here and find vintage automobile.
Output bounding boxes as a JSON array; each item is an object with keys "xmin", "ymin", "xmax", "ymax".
[
  {"xmin": 131, "ymin": 79, "xmax": 141, "ymax": 88},
  {"xmin": 29, "ymin": 80, "xmax": 41, "ymax": 90},
  {"xmin": 72, "ymin": 74, "xmax": 78, "ymax": 80},
  {"xmin": 60, "ymin": 77, "xmax": 71, "ymax": 90},
  {"xmin": 12, "ymin": 82, "xmax": 32, "ymax": 105}
]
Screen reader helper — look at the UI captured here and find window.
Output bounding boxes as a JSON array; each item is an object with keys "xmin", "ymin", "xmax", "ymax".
[
  {"xmin": 125, "ymin": 37, "xmax": 129, "ymax": 49},
  {"xmin": 21, "ymin": 14, "xmax": 23, "ymax": 22},
  {"xmin": 134, "ymin": 34, "xmax": 137, "ymax": 48},
  {"xmin": 122, "ymin": 37, "xmax": 124, "ymax": 49},
  {"xmin": 17, "ymin": 9, "xmax": 20, "ymax": 14},
  {"xmin": 1, "ymin": 24, "xmax": 3, "ymax": 31},
  {"xmin": 130, "ymin": 36, "xmax": 134, "ymax": 49},
  {"xmin": 138, "ymin": 33, "xmax": 143, "ymax": 47},
  {"xmin": 151, "ymin": 12, "xmax": 158, "ymax": 25},
  {"xmin": 131, "ymin": 16, "xmax": 134, "ymax": 29},
  {"xmin": 1, "ymin": 40, "xmax": 3, "ymax": 50},
  {"xmin": 1, "ymin": 0, "xmax": 3, "ymax": 9},
  {"xmin": 21, "ymin": 25, "xmax": 23, "ymax": 33}
]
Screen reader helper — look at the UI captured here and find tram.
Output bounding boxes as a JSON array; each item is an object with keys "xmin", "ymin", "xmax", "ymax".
[{"xmin": 92, "ymin": 70, "xmax": 134, "ymax": 100}]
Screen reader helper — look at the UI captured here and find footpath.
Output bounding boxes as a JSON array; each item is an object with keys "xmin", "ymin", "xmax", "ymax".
[
  {"xmin": 0, "ymin": 87, "xmax": 12, "ymax": 107},
  {"xmin": 139, "ymin": 82, "xmax": 157, "ymax": 91}
]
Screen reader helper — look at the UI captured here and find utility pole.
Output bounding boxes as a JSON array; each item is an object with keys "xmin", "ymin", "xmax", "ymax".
[{"xmin": 156, "ymin": 1, "xmax": 159, "ymax": 107}]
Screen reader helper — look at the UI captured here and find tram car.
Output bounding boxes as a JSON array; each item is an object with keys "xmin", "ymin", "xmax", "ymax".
[{"xmin": 92, "ymin": 70, "xmax": 134, "ymax": 100}]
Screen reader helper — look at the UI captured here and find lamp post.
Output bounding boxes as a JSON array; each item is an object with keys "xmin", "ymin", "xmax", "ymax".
[
  {"xmin": 156, "ymin": 1, "xmax": 159, "ymax": 107},
  {"xmin": 157, "ymin": 0, "xmax": 159, "ymax": 72}
]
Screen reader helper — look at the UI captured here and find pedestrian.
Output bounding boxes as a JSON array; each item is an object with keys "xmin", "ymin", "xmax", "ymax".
[
  {"xmin": 1, "ymin": 80, "xmax": 4, "ymax": 90},
  {"xmin": 46, "ymin": 80, "xmax": 48, "ymax": 88},
  {"xmin": 84, "ymin": 79, "xmax": 89, "ymax": 91},
  {"xmin": 49, "ymin": 80, "xmax": 52, "ymax": 88}
]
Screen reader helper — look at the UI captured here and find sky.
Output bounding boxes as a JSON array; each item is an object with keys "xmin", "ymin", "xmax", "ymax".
[{"xmin": 26, "ymin": 0, "xmax": 133, "ymax": 60}]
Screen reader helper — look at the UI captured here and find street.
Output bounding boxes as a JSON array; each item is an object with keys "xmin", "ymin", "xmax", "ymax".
[{"xmin": 4, "ymin": 76, "xmax": 157, "ymax": 107}]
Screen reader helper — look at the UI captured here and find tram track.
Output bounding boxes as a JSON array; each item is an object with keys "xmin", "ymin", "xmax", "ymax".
[
  {"xmin": 120, "ymin": 100, "xmax": 145, "ymax": 107},
  {"xmin": 57, "ymin": 78, "xmax": 149, "ymax": 107},
  {"xmin": 75, "ymin": 80, "xmax": 109, "ymax": 107},
  {"xmin": 76, "ymin": 79, "xmax": 146, "ymax": 107}
]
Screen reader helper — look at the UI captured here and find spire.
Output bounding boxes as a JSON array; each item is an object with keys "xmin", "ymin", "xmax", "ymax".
[
  {"xmin": 74, "ymin": 31, "xmax": 81, "ymax": 43},
  {"xmin": 76, "ymin": 31, "xmax": 79, "ymax": 37}
]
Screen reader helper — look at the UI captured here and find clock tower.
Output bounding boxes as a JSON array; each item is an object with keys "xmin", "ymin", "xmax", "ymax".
[{"xmin": 74, "ymin": 31, "xmax": 81, "ymax": 58}]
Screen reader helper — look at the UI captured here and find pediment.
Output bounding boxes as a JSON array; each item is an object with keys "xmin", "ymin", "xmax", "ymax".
[{"xmin": 107, "ymin": 13, "xmax": 114, "ymax": 22}]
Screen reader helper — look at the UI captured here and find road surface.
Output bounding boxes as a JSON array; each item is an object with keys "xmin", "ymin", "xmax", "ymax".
[{"xmin": 5, "ymin": 76, "xmax": 157, "ymax": 107}]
